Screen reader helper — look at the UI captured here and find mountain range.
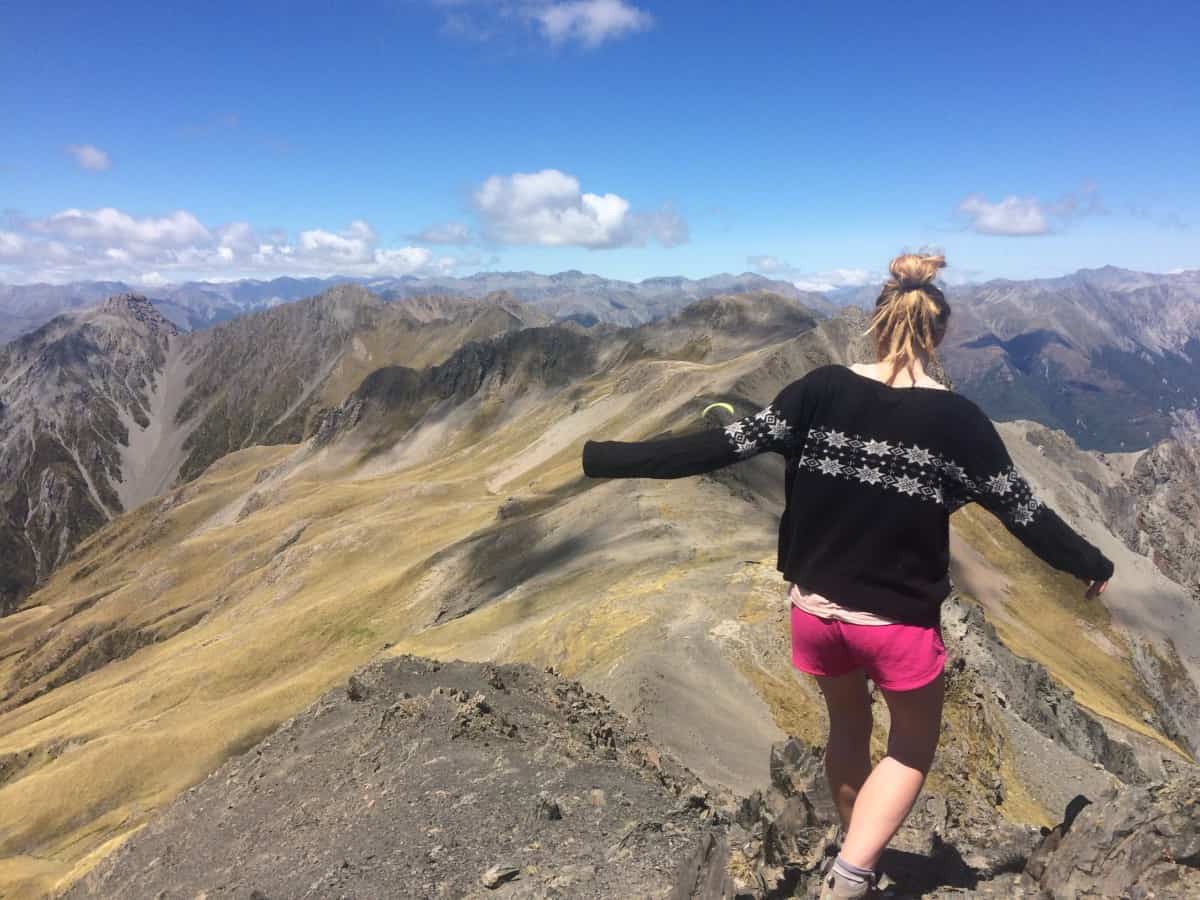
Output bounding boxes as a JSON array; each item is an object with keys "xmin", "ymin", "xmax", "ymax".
[
  {"xmin": 4, "ymin": 265, "xmax": 1198, "ymax": 454},
  {"xmin": 0, "ymin": 271, "xmax": 834, "ymax": 341}
]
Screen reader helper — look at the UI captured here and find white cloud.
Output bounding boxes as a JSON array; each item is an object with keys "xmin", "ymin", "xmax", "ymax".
[
  {"xmin": 957, "ymin": 194, "xmax": 1050, "ymax": 236},
  {"xmin": 412, "ymin": 221, "xmax": 472, "ymax": 244},
  {"xmin": 474, "ymin": 169, "xmax": 686, "ymax": 249},
  {"xmin": 0, "ymin": 207, "xmax": 459, "ymax": 283},
  {"xmin": 66, "ymin": 144, "xmax": 112, "ymax": 171},
  {"xmin": 216, "ymin": 221, "xmax": 259, "ymax": 254},
  {"xmin": 432, "ymin": 0, "xmax": 651, "ymax": 48},
  {"xmin": 790, "ymin": 268, "xmax": 874, "ymax": 293},
  {"xmin": 956, "ymin": 185, "xmax": 1105, "ymax": 236},
  {"xmin": 747, "ymin": 255, "xmax": 788, "ymax": 274},
  {"xmin": 0, "ymin": 232, "xmax": 26, "ymax": 257},
  {"xmin": 534, "ymin": 0, "xmax": 653, "ymax": 47},
  {"xmin": 37, "ymin": 207, "xmax": 210, "ymax": 248},
  {"xmin": 747, "ymin": 255, "xmax": 875, "ymax": 292},
  {"xmin": 375, "ymin": 246, "xmax": 438, "ymax": 271},
  {"xmin": 298, "ymin": 220, "xmax": 376, "ymax": 264}
]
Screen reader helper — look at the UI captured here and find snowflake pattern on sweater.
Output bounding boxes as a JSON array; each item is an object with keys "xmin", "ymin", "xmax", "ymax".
[
  {"xmin": 723, "ymin": 405, "xmax": 795, "ymax": 457},
  {"xmin": 717, "ymin": 407, "xmax": 1045, "ymax": 526},
  {"xmin": 783, "ymin": 425, "xmax": 1045, "ymax": 525}
]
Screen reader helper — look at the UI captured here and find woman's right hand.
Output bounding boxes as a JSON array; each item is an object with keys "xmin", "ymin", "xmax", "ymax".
[{"xmin": 1085, "ymin": 580, "xmax": 1109, "ymax": 600}]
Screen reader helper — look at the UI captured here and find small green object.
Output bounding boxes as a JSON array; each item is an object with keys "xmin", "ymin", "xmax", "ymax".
[{"xmin": 701, "ymin": 401, "xmax": 736, "ymax": 418}]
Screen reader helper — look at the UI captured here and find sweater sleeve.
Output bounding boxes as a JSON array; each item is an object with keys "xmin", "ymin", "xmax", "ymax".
[
  {"xmin": 959, "ymin": 416, "xmax": 1114, "ymax": 583},
  {"xmin": 581, "ymin": 372, "xmax": 816, "ymax": 480}
]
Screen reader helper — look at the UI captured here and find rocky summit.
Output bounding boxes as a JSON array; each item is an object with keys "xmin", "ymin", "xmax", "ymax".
[
  {"xmin": 62, "ymin": 651, "xmax": 1200, "ymax": 900},
  {"xmin": 62, "ymin": 656, "xmax": 717, "ymax": 900}
]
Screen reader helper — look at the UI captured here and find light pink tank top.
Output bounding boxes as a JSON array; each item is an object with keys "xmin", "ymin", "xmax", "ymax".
[{"xmin": 789, "ymin": 583, "xmax": 899, "ymax": 626}]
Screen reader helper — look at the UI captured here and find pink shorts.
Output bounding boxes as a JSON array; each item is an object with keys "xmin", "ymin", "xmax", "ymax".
[{"xmin": 790, "ymin": 604, "xmax": 946, "ymax": 691}]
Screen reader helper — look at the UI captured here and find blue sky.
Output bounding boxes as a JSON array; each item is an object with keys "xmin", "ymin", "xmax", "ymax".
[{"xmin": 1, "ymin": 0, "xmax": 1197, "ymax": 287}]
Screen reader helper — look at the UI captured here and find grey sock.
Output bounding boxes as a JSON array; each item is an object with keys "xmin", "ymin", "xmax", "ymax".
[{"xmin": 832, "ymin": 856, "xmax": 875, "ymax": 884}]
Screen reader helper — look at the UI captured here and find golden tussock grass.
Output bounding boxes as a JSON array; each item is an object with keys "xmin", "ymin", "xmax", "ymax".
[{"xmin": 951, "ymin": 505, "xmax": 1175, "ymax": 752}]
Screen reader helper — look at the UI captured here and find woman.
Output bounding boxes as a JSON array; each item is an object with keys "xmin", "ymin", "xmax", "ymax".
[{"xmin": 581, "ymin": 254, "xmax": 1113, "ymax": 899}]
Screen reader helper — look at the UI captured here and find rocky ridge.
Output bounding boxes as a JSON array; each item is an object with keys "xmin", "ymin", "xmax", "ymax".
[
  {"xmin": 62, "ymin": 656, "xmax": 717, "ymax": 899},
  {"xmin": 313, "ymin": 326, "xmax": 600, "ymax": 450}
]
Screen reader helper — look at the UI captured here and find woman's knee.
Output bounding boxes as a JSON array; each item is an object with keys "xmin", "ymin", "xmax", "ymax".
[
  {"xmin": 885, "ymin": 731, "xmax": 938, "ymax": 773},
  {"xmin": 881, "ymin": 676, "xmax": 944, "ymax": 772}
]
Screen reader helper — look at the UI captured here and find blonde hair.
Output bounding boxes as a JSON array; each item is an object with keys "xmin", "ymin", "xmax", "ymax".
[{"xmin": 866, "ymin": 254, "xmax": 950, "ymax": 385}]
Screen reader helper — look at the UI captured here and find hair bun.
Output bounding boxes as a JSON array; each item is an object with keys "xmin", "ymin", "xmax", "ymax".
[{"xmin": 889, "ymin": 254, "xmax": 946, "ymax": 291}]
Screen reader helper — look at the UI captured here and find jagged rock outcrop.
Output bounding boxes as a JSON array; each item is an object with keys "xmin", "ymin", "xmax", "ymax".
[
  {"xmin": 941, "ymin": 596, "xmax": 1143, "ymax": 783},
  {"xmin": 1027, "ymin": 774, "xmax": 1200, "ymax": 898},
  {"xmin": 1122, "ymin": 433, "xmax": 1200, "ymax": 600},
  {"xmin": 1129, "ymin": 636, "xmax": 1200, "ymax": 762},
  {"xmin": 674, "ymin": 737, "xmax": 1200, "ymax": 899}
]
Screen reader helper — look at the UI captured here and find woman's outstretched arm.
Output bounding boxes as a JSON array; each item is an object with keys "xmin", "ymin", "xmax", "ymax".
[
  {"xmin": 582, "ymin": 371, "xmax": 819, "ymax": 480},
  {"xmin": 959, "ymin": 415, "xmax": 1114, "ymax": 587}
]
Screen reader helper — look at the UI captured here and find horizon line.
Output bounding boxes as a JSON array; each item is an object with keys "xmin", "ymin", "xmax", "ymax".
[{"xmin": 0, "ymin": 262, "xmax": 1196, "ymax": 293}]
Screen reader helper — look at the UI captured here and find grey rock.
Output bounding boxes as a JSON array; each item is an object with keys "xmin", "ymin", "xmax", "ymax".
[
  {"xmin": 532, "ymin": 792, "xmax": 562, "ymax": 821},
  {"xmin": 480, "ymin": 864, "xmax": 520, "ymax": 889},
  {"xmin": 1028, "ymin": 774, "xmax": 1200, "ymax": 899}
]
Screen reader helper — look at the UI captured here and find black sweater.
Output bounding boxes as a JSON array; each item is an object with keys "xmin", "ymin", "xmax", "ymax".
[{"xmin": 581, "ymin": 364, "xmax": 1114, "ymax": 626}]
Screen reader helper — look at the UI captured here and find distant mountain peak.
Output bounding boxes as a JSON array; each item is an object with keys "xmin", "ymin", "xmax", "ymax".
[
  {"xmin": 98, "ymin": 292, "xmax": 178, "ymax": 335},
  {"xmin": 100, "ymin": 291, "xmax": 155, "ymax": 313},
  {"xmin": 315, "ymin": 282, "xmax": 384, "ymax": 305}
]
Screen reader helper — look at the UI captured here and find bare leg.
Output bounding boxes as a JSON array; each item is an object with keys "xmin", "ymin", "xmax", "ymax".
[
  {"xmin": 814, "ymin": 671, "xmax": 874, "ymax": 830},
  {"xmin": 838, "ymin": 673, "xmax": 944, "ymax": 870}
]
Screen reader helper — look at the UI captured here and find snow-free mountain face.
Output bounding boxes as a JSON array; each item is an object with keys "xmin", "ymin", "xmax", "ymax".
[
  {"xmin": 940, "ymin": 267, "xmax": 1200, "ymax": 451},
  {"xmin": 4, "ymin": 264, "xmax": 1198, "ymax": 613},
  {"xmin": 0, "ymin": 284, "xmax": 821, "ymax": 614},
  {"xmin": 0, "ymin": 282, "xmax": 137, "ymax": 343},
  {"xmin": 0, "ymin": 295, "xmax": 178, "ymax": 610}
]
